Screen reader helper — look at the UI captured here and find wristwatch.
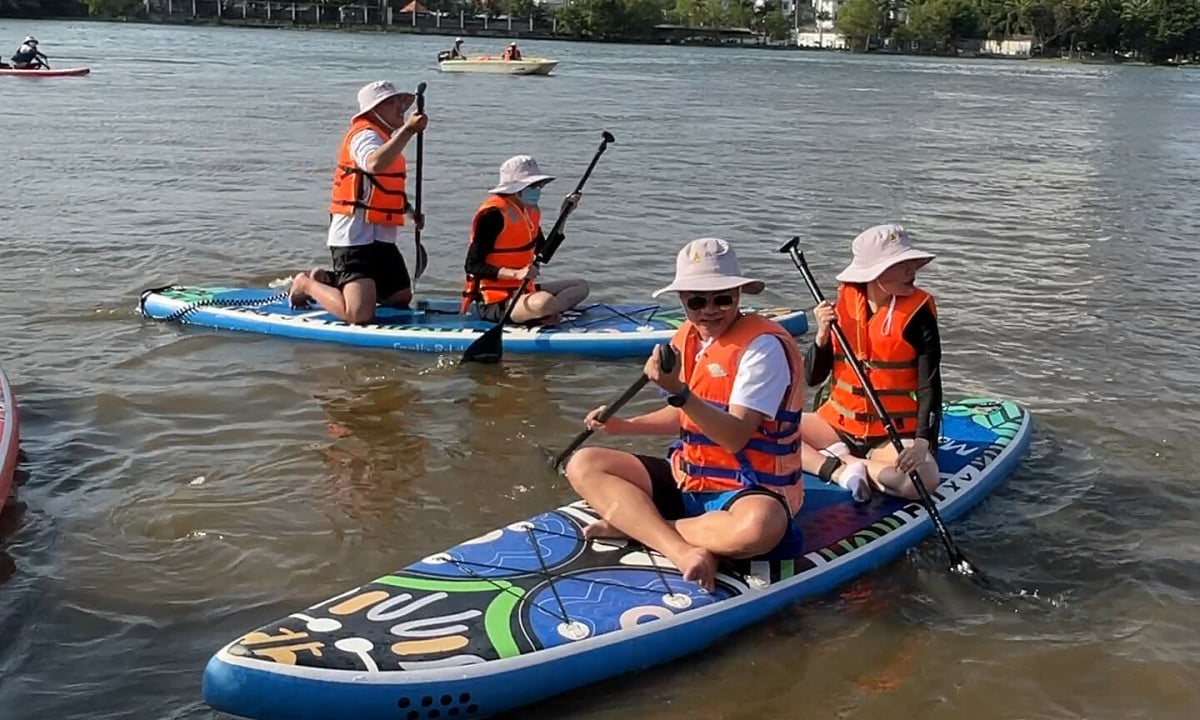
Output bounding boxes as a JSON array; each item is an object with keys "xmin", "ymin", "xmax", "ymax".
[{"xmin": 666, "ymin": 385, "xmax": 691, "ymax": 408}]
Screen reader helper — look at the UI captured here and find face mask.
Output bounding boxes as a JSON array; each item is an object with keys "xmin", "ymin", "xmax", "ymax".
[{"xmin": 520, "ymin": 187, "xmax": 542, "ymax": 206}]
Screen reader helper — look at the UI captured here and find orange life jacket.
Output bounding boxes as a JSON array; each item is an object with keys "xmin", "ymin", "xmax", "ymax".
[
  {"xmin": 667, "ymin": 314, "xmax": 806, "ymax": 515},
  {"xmin": 461, "ymin": 194, "xmax": 540, "ymax": 310},
  {"xmin": 328, "ymin": 116, "xmax": 408, "ymax": 226},
  {"xmin": 816, "ymin": 283, "xmax": 935, "ymax": 440}
]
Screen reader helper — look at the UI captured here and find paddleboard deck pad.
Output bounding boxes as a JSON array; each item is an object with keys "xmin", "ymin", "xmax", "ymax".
[
  {"xmin": 138, "ymin": 285, "xmax": 809, "ymax": 358},
  {"xmin": 202, "ymin": 398, "xmax": 1032, "ymax": 720}
]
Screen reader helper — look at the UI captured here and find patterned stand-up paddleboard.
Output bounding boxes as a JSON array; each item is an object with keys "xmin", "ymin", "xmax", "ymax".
[
  {"xmin": 202, "ymin": 398, "xmax": 1032, "ymax": 720},
  {"xmin": 0, "ymin": 367, "xmax": 19, "ymax": 513},
  {"xmin": 137, "ymin": 285, "xmax": 809, "ymax": 358}
]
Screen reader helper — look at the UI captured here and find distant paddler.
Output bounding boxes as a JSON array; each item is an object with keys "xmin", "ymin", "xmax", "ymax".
[
  {"xmin": 7, "ymin": 36, "xmax": 49, "ymax": 69},
  {"xmin": 289, "ymin": 81, "xmax": 428, "ymax": 324}
]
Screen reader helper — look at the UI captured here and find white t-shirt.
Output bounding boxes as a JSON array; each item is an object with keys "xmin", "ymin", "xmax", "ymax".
[
  {"xmin": 692, "ymin": 333, "xmax": 792, "ymax": 419},
  {"xmin": 327, "ymin": 127, "xmax": 399, "ymax": 248}
]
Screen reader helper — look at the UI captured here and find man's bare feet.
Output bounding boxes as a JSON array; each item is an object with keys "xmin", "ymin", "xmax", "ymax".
[
  {"xmin": 666, "ymin": 546, "xmax": 718, "ymax": 592},
  {"xmin": 288, "ymin": 272, "xmax": 311, "ymax": 308},
  {"xmin": 582, "ymin": 519, "xmax": 630, "ymax": 540}
]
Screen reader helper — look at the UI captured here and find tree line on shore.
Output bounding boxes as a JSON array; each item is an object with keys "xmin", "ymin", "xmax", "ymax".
[{"xmin": 3, "ymin": 0, "xmax": 1197, "ymax": 63}]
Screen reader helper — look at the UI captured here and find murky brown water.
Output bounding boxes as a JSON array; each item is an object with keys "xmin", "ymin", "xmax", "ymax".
[{"xmin": 2, "ymin": 18, "xmax": 1199, "ymax": 720}]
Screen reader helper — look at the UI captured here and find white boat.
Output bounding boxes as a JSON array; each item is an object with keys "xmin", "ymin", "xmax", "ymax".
[{"xmin": 436, "ymin": 55, "xmax": 558, "ymax": 75}]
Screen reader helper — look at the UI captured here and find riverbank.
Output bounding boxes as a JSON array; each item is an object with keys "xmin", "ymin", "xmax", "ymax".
[{"xmin": 18, "ymin": 11, "xmax": 1194, "ymax": 66}]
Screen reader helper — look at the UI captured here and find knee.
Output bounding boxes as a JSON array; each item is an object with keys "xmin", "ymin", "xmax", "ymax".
[
  {"xmin": 349, "ymin": 306, "xmax": 376, "ymax": 325},
  {"xmin": 729, "ymin": 511, "xmax": 786, "ymax": 558},
  {"xmin": 565, "ymin": 447, "xmax": 606, "ymax": 489}
]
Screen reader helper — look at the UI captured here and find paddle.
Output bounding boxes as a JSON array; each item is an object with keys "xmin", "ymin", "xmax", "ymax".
[
  {"xmin": 778, "ymin": 236, "xmax": 982, "ymax": 580},
  {"xmin": 412, "ymin": 81, "xmax": 429, "ymax": 283},
  {"xmin": 460, "ymin": 130, "xmax": 616, "ymax": 365},
  {"xmin": 551, "ymin": 343, "xmax": 677, "ymax": 470}
]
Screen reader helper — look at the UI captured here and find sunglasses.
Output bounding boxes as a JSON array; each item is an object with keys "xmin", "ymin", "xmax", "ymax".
[{"xmin": 684, "ymin": 293, "xmax": 736, "ymax": 311}]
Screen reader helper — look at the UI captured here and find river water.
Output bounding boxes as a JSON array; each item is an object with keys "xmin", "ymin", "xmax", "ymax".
[{"xmin": 1, "ymin": 17, "xmax": 1199, "ymax": 720}]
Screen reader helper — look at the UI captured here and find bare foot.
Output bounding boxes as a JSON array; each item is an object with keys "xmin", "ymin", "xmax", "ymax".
[
  {"xmin": 288, "ymin": 272, "xmax": 311, "ymax": 308},
  {"xmin": 667, "ymin": 546, "xmax": 718, "ymax": 592},
  {"xmin": 309, "ymin": 267, "xmax": 333, "ymax": 285},
  {"xmin": 582, "ymin": 519, "xmax": 630, "ymax": 541}
]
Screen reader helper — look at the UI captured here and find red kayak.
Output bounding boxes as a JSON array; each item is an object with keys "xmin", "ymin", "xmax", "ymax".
[
  {"xmin": 0, "ymin": 367, "xmax": 18, "ymax": 513},
  {"xmin": 0, "ymin": 66, "xmax": 90, "ymax": 77}
]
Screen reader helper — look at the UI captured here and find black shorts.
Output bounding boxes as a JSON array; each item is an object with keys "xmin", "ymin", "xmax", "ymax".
[
  {"xmin": 328, "ymin": 241, "xmax": 411, "ymax": 301},
  {"xmin": 475, "ymin": 283, "xmax": 543, "ymax": 324},
  {"xmin": 633, "ymin": 454, "xmax": 792, "ymax": 521},
  {"xmin": 834, "ymin": 430, "xmax": 899, "ymax": 459}
]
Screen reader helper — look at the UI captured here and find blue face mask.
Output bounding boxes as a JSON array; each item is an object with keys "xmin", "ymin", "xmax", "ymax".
[{"xmin": 520, "ymin": 186, "xmax": 542, "ymax": 206}]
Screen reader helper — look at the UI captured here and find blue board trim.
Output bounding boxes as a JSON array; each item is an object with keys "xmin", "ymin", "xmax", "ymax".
[{"xmin": 138, "ymin": 287, "xmax": 809, "ymax": 358}]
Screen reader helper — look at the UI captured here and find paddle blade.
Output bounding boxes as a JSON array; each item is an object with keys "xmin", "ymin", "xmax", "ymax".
[
  {"xmin": 414, "ymin": 243, "xmax": 429, "ymax": 280},
  {"xmin": 462, "ymin": 322, "xmax": 504, "ymax": 364}
]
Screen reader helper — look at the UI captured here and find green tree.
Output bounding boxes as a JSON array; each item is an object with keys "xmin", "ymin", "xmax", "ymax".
[{"xmin": 835, "ymin": 0, "xmax": 886, "ymax": 48}]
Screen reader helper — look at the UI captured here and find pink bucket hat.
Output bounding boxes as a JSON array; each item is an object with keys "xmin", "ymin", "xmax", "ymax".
[
  {"xmin": 835, "ymin": 224, "xmax": 935, "ymax": 283},
  {"xmin": 652, "ymin": 238, "xmax": 765, "ymax": 298}
]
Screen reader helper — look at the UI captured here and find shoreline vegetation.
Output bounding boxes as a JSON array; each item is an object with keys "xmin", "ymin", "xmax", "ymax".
[{"xmin": 3, "ymin": 0, "xmax": 1197, "ymax": 65}]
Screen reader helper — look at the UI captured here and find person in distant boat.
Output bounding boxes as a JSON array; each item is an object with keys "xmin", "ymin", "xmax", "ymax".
[
  {"xmin": 461, "ymin": 154, "xmax": 588, "ymax": 326},
  {"xmin": 450, "ymin": 37, "xmax": 465, "ymax": 59},
  {"xmin": 565, "ymin": 238, "xmax": 807, "ymax": 592},
  {"xmin": 501, "ymin": 42, "xmax": 522, "ymax": 61},
  {"xmin": 10, "ymin": 36, "xmax": 49, "ymax": 69},
  {"xmin": 798, "ymin": 224, "xmax": 943, "ymax": 502},
  {"xmin": 289, "ymin": 80, "xmax": 427, "ymax": 325}
]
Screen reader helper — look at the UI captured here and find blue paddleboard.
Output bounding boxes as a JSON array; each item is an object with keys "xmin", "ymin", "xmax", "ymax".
[
  {"xmin": 137, "ymin": 285, "xmax": 810, "ymax": 358},
  {"xmin": 201, "ymin": 397, "xmax": 1032, "ymax": 720}
]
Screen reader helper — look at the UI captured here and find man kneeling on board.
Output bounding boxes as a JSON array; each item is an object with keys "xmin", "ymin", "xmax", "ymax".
[
  {"xmin": 566, "ymin": 238, "xmax": 806, "ymax": 592},
  {"xmin": 290, "ymin": 81, "xmax": 427, "ymax": 324},
  {"xmin": 461, "ymin": 155, "xmax": 588, "ymax": 326}
]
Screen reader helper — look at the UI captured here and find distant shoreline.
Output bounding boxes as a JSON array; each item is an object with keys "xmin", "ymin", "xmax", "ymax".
[{"xmin": 25, "ymin": 14, "xmax": 1195, "ymax": 67}]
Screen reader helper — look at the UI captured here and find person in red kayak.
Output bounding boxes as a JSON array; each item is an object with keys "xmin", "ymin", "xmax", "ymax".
[
  {"xmin": 7, "ymin": 36, "xmax": 49, "ymax": 69},
  {"xmin": 501, "ymin": 42, "xmax": 522, "ymax": 61}
]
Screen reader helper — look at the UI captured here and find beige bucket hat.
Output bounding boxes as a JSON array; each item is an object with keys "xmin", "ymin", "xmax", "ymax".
[
  {"xmin": 835, "ymin": 224, "xmax": 935, "ymax": 283},
  {"xmin": 489, "ymin": 155, "xmax": 555, "ymax": 195},
  {"xmin": 652, "ymin": 238, "xmax": 766, "ymax": 298},
  {"xmin": 353, "ymin": 80, "xmax": 414, "ymax": 118}
]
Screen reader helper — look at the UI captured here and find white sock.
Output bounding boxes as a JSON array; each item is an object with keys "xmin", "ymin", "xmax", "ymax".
[{"xmin": 837, "ymin": 461, "xmax": 871, "ymax": 503}]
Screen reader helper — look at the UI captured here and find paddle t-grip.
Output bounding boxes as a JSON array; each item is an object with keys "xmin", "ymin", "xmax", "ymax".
[{"xmin": 656, "ymin": 343, "xmax": 677, "ymax": 375}]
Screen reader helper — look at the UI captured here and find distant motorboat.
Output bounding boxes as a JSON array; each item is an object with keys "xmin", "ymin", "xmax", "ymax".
[{"xmin": 436, "ymin": 51, "xmax": 558, "ymax": 75}]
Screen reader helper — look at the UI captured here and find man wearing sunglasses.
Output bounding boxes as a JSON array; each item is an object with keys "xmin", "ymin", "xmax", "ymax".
[{"xmin": 565, "ymin": 238, "xmax": 806, "ymax": 592}]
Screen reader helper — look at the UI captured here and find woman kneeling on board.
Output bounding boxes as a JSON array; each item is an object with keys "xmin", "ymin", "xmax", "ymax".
[
  {"xmin": 566, "ymin": 238, "xmax": 806, "ymax": 592},
  {"xmin": 801, "ymin": 224, "xmax": 943, "ymax": 503}
]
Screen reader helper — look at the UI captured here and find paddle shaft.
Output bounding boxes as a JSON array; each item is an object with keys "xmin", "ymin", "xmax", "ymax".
[
  {"xmin": 779, "ymin": 238, "xmax": 978, "ymax": 577},
  {"xmin": 464, "ymin": 131, "xmax": 616, "ymax": 358},
  {"xmin": 539, "ymin": 130, "xmax": 615, "ymax": 266},
  {"xmin": 552, "ymin": 343, "xmax": 677, "ymax": 469},
  {"xmin": 552, "ymin": 376, "xmax": 650, "ymax": 470},
  {"xmin": 412, "ymin": 82, "xmax": 428, "ymax": 280}
]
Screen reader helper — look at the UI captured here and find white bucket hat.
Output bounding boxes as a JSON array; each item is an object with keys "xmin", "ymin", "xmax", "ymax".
[
  {"xmin": 489, "ymin": 155, "xmax": 555, "ymax": 195},
  {"xmin": 835, "ymin": 224, "xmax": 935, "ymax": 283},
  {"xmin": 353, "ymin": 80, "xmax": 413, "ymax": 118},
  {"xmin": 652, "ymin": 238, "xmax": 765, "ymax": 298}
]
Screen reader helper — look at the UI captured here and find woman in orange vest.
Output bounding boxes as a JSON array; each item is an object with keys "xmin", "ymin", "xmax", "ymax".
[
  {"xmin": 800, "ymin": 224, "xmax": 943, "ymax": 502},
  {"xmin": 462, "ymin": 155, "xmax": 589, "ymax": 325},
  {"xmin": 565, "ymin": 238, "xmax": 807, "ymax": 593},
  {"xmin": 289, "ymin": 80, "xmax": 427, "ymax": 325}
]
